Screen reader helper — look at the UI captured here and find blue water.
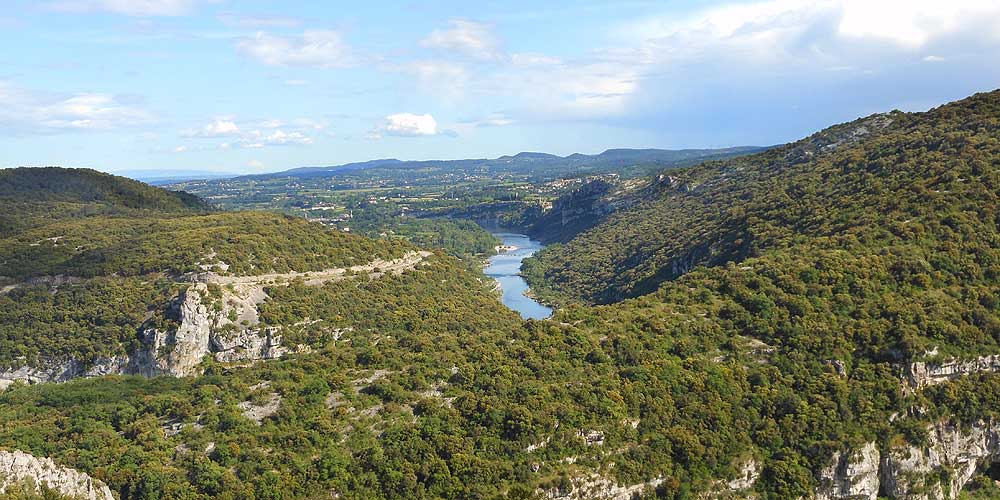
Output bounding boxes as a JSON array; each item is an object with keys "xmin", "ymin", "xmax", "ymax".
[{"xmin": 485, "ymin": 233, "xmax": 553, "ymax": 320}]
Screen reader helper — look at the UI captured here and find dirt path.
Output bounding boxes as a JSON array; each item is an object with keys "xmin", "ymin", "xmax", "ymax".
[{"xmin": 200, "ymin": 250, "xmax": 433, "ymax": 287}]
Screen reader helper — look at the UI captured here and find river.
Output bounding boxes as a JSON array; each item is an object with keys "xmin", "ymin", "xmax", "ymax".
[{"xmin": 484, "ymin": 232, "xmax": 553, "ymax": 320}]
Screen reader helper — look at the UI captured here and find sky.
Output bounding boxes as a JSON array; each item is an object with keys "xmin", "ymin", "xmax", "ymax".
[{"xmin": 1, "ymin": 0, "xmax": 999, "ymax": 175}]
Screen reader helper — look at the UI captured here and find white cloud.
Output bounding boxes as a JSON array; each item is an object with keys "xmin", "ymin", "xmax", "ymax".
[
  {"xmin": 510, "ymin": 53, "xmax": 563, "ymax": 66},
  {"xmin": 466, "ymin": 113, "xmax": 515, "ymax": 128},
  {"xmin": 181, "ymin": 119, "xmax": 240, "ymax": 138},
  {"xmin": 403, "ymin": 60, "xmax": 470, "ymax": 100},
  {"xmin": 218, "ymin": 12, "xmax": 302, "ymax": 28},
  {"xmin": 923, "ymin": 55, "xmax": 946, "ymax": 62},
  {"xmin": 243, "ymin": 129, "xmax": 314, "ymax": 147},
  {"xmin": 460, "ymin": 0, "xmax": 1000, "ymax": 122},
  {"xmin": 178, "ymin": 117, "xmax": 322, "ymax": 149},
  {"xmin": 420, "ymin": 19, "xmax": 503, "ymax": 60},
  {"xmin": 372, "ymin": 113, "xmax": 440, "ymax": 138},
  {"xmin": 46, "ymin": 0, "xmax": 216, "ymax": 16},
  {"xmin": 237, "ymin": 30, "xmax": 353, "ymax": 68},
  {"xmin": 0, "ymin": 81, "xmax": 153, "ymax": 134},
  {"xmin": 837, "ymin": 0, "xmax": 1000, "ymax": 47},
  {"xmin": 617, "ymin": 0, "xmax": 1000, "ymax": 61}
]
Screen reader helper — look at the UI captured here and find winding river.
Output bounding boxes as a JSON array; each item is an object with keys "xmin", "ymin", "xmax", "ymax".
[{"xmin": 484, "ymin": 233, "xmax": 553, "ymax": 320}]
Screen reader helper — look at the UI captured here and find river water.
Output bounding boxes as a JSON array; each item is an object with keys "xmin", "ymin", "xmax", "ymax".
[{"xmin": 484, "ymin": 233, "xmax": 553, "ymax": 320}]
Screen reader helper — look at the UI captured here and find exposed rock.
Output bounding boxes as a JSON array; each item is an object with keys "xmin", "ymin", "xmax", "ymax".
[
  {"xmin": 539, "ymin": 473, "xmax": 665, "ymax": 500},
  {"xmin": 0, "ymin": 356, "xmax": 130, "ymax": 390},
  {"xmin": 1, "ymin": 251, "xmax": 433, "ymax": 387},
  {"xmin": 700, "ymin": 457, "xmax": 759, "ymax": 499},
  {"xmin": 578, "ymin": 430, "xmax": 605, "ymax": 446},
  {"xmin": 727, "ymin": 458, "xmax": 760, "ymax": 492},
  {"xmin": 239, "ymin": 393, "xmax": 282, "ymax": 425},
  {"xmin": 211, "ymin": 327, "xmax": 286, "ymax": 363},
  {"xmin": 0, "ymin": 450, "xmax": 115, "ymax": 500},
  {"xmin": 812, "ymin": 419, "xmax": 1000, "ymax": 500},
  {"xmin": 880, "ymin": 419, "xmax": 1000, "ymax": 500},
  {"xmin": 815, "ymin": 442, "xmax": 880, "ymax": 500},
  {"xmin": 134, "ymin": 284, "xmax": 215, "ymax": 377},
  {"xmin": 903, "ymin": 355, "xmax": 1000, "ymax": 389}
]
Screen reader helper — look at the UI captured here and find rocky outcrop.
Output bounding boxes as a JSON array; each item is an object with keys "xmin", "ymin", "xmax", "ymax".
[
  {"xmin": 880, "ymin": 419, "xmax": 1000, "ymax": 500},
  {"xmin": 815, "ymin": 442, "xmax": 880, "ymax": 500},
  {"xmin": 0, "ymin": 450, "xmax": 115, "ymax": 500},
  {"xmin": 0, "ymin": 356, "xmax": 129, "ymax": 391},
  {"xmin": 1, "ymin": 252, "xmax": 434, "ymax": 386},
  {"xmin": 133, "ymin": 284, "xmax": 217, "ymax": 377},
  {"xmin": 699, "ymin": 457, "xmax": 760, "ymax": 499},
  {"xmin": 904, "ymin": 355, "xmax": 1000, "ymax": 389},
  {"xmin": 212, "ymin": 327, "xmax": 287, "ymax": 363},
  {"xmin": 133, "ymin": 280, "xmax": 311, "ymax": 376},
  {"xmin": 539, "ymin": 474, "xmax": 665, "ymax": 500},
  {"xmin": 814, "ymin": 419, "xmax": 1000, "ymax": 500}
]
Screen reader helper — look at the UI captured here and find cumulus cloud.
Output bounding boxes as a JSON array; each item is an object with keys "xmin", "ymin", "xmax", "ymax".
[
  {"xmin": 181, "ymin": 119, "xmax": 240, "ymax": 138},
  {"xmin": 404, "ymin": 0, "xmax": 1000, "ymax": 132},
  {"xmin": 420, "ymin": 19, "xmax": 503, "ymax": 60},
  {"xmin": 371, "ymin": 113, "xmax": 441, "ymax": 138},
  {"xmin": 46, "ymin": 0, "xmax": 216, "ymax": 16},
  {"xmin": 587, "ymin": 0, "xmax": 1000, "ymax": 144},
  {"xmin": 179, "ymin": 116, "xmax": 321, "ymax": 149},
  {"xmin": 236, "ymin": 30, "xmax": 353, "ymax": 68},
  {"xmin": 0, "ymin": 81, "xmax": 153, "ymax": 135},
  {"xmin": 241, "ymin": 129, "xmax": 313, "ymax": 148}
]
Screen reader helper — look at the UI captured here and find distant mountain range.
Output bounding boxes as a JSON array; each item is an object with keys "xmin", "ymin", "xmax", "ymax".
[
  {"xmin": 232, "ymin": 147, "xmax": 768, "ymax": 182},
  {"xmin": 113, "ymin": 169, "xmax": 240, "ymax": 185}
]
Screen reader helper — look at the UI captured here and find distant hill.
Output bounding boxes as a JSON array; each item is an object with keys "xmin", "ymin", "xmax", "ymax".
[
  {"xmin": 0, "ymin": 167, "xmax": 209, "ymax": 212},
  {"xmin": 237, "ymin": 147, "xmax": 767, "ymax": 182},
  {"xmin": 113, "ymin": 169, "xmax": 238, "ymax": 185}
]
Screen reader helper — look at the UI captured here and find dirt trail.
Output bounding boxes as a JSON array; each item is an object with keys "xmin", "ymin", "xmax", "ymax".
[{"xmin": 199, "ymin": 250, "xmax": 433, "ymax": 287}]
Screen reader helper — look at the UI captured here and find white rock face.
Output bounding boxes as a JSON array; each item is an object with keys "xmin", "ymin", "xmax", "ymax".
[
  {"xmin": 813, "ymin": 419, "xmax": 1000, "ymax": 500},
  {"xmin": 211, "ymin": 327, "xmax": 286, "ymax": 363},
  {"xmin": 539, "ymin": 474, "xmax": 665, "ymax": 500},
  {"xmin": 726, "ymin": 457, "xmax": 760, "ymax": 492},
  {"xmin": 699, "ymin": 457, "xmax": 759, "ymax": 499},
  {"xmin": 135, "ymin": 284, "xmax": 216, "ymax": 377},
  {"xmin": 815, "ymin": 442, "xmax": 880, "ymax": 500},
  {"xmin": 135, "ymin": 282, "xmax": 299, "ymax": 376},
  {"xmin": 0, "ymin": 450, "xmax": 115, "ymax": 500},
  {"xmin": 0, "ymin": 356, "xmax": 130, "ymax": 390},
  {"xmin": 880, "ymin": 419, "xmax": 1000, "ymax": 500},
  {"xmin": 1, "ymin": 252, "xmax": 432, "ymax": 387},
  {"xmin": 904, "ymin": 355, "xmax": 1000, "ymax": 389}
]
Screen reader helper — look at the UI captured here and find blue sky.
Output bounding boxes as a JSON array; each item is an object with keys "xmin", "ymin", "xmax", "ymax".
[{"xmin": 1, "ymin": 0, "xmax": 999, "ymax": 175}]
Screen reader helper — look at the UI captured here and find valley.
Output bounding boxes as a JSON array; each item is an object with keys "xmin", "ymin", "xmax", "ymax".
[
  {"xmin": 484, "ymin": 232, "xmax": 551, "ymax": 320},
  {"xmin": 1, "ymin": 92, "xmax": 1000, "ymax": 500}
]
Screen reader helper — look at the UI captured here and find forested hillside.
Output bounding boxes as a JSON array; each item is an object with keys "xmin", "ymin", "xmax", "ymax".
[
  {"xmin": 0, "ymin": 169, "xmax": 412, "ymax": 370},
  {"xmin": 0, "ymin": 167, "xmax": 209, "ymax": 236},
  {"xmin": 525, "ymin": 90, "xmax": 1000, "ymax": 308},
  {"xmin": 2, "ymin": 92, "xmax": 1000, "ymax": 500}
]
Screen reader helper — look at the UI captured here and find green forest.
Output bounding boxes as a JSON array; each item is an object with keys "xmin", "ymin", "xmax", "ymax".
[{"xmin": 1, "ymin": 90, "xmax": 1000, "ymax": 499}]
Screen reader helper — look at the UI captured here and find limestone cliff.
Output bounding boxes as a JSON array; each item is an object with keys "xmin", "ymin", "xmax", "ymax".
[
  {"xmin": 815, "ymin": 442, "xmax": 881, "ymax": 500},
  {"xmin": 0, "ymin": 251, "xmax": 430, "ymax": 386},
  {"xmin": 0, "ymin": 450, "xmax": 115, "ymax": 500},
  {"xmin": 904, "ymin": 355, "xmax": 1000, "ymax": 389},
  {"xmin": 814, "ymin": 419, "xmax": 1000, "ymax": 500}
]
